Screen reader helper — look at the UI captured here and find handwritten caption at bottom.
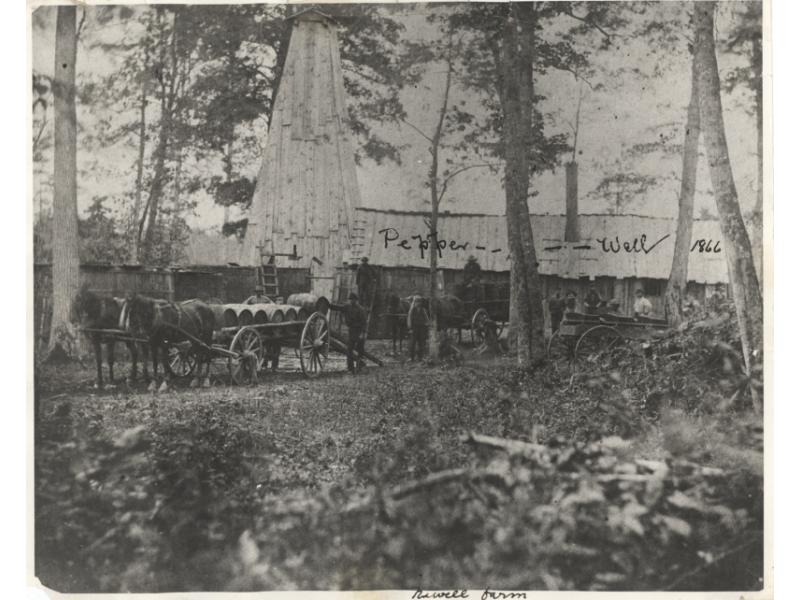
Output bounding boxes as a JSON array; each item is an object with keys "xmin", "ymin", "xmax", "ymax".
[{"xmin": 411, "ymin": 588, "xmax": 526, "ymax": 600}]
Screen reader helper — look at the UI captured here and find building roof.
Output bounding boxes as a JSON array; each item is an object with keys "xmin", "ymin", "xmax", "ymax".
[{"xmin": 183, "ymin": 209, "xmax": 731, "ymax": 284}]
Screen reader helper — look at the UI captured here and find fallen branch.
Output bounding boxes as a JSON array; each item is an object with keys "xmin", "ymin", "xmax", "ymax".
[
  {"xmin": 342, "ymin": 467, "xmax": 509, "ymax": 514},
  {"xmin": 461, "ymin": 431, "xmax": 548, "ymax": 456}
]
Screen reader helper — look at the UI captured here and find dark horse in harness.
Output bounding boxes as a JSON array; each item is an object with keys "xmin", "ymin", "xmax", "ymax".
[
  {"xmin": 120, "ymin": 295, "xmax": 216, "ymax": 392},
  {"xmin": 73, "ymin": 287, "xmax": 150, "ymax": 388}
]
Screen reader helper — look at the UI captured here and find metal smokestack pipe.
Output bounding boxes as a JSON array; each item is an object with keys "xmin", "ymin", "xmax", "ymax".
[{"xmin": 565, "ymin": 161, "xmax": 580, "ymax": 242}]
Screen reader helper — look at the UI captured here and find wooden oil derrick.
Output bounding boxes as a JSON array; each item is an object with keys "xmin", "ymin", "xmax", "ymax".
[{"xmin": 242, "ymin": 9, "xmax": 362, "ymax": 300}]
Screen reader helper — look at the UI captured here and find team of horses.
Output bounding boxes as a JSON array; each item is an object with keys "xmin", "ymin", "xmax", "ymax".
[
  {"xmin": 385, "ymin": 293, "xmax": 469, "ymax": 352},
  {"xmin": 74, "ymin": 287, "xmax": 216, "ymax": 392}
]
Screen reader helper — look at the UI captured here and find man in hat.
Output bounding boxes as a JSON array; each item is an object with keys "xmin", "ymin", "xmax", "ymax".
[
  {"xmin": 356, "ymin": 257, "xmax": 375, "ymax": 308},
  {"xmin": 464, "ymin": 255, "xmax": 481, "ymax": 285},
  {"xmin": 244, "ymin": 284, "xmax": 272, "ymax": 305},
  {"xmin": 407, "ymin": 295, "xmax": 429, "ymax": 361},
  {"xmin": 343, "ymin": 292, "xmax": 367, "ymax": 373},
  {"xmin": 633, "ymin": 288, "xmax": 653, "ymax": 318}
]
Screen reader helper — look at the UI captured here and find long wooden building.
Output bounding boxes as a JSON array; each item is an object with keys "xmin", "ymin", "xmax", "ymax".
[{"xmin": 185, "ymin": 206, "xmax": 730, "ymax": 334}]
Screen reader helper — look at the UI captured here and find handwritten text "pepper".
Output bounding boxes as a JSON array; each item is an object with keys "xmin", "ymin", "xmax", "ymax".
[{"xmin": 380, "ymin": 227, "xmax": 481, "ymax": 260}]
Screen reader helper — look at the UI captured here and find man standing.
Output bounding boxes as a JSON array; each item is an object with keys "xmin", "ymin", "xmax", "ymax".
[
  {"xmin": 464, "ymin": 255, "xmax": 481, "ymax": 284},
  {"xmin": 356, "ymin": 257, "xmax": 375, "ymax": 307},
  {"xmin": 564, "ymin": 290, "xmax": 577, "ymax": 312},
  {"xmin": 633, "ymin": 289, "xmax": 653, "ymax": 318},
  {"xmin": 584, "ymin": 285, "xmax": 603, "ymax": 314},
  {"xmin": 343, "ymin": 292, "xmax": 367, "ymax": 374},
  {"xmin": 547, "ymin": 291, "xmax": 565, "ymax": 334},
  {"xmin": 407, "ymin": 295, "xmax": 429, "ymax": 361}
]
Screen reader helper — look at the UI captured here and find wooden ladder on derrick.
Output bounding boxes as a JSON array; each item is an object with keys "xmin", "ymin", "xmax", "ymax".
[{"xmin": 257, "ymin": 244, "xmax": 280, "ymax": 300}]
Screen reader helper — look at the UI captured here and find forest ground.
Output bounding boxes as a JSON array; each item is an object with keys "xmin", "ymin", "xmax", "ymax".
[{"xmin": 33, "ymin": 326, "xmax": 765, "ymax": 593}]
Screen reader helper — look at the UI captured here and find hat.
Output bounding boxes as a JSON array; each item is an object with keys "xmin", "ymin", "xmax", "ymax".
[
  {"xmin": 635, "ymin": 289, "xmax": 644, "ymax": 296},
  {"xmin": 361, "ymin": 257, "xmax": 368, "ymax": 263},
  {"xmin": 348, "ymin": 292, "xmax": 359, "ymax": 301},
  {"xmin": 467, "ymin": 255, "xmax": 477, "ymax": 261}
]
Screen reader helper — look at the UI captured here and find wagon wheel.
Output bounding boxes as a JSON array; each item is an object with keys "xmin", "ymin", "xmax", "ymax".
[
  {"xmin": 228, "ymin": 326, "xmax": 263, "ymax": 385},
  {"xmin": 546, "ymin": 329, "xmax": 574, "ymax": 376},
  {"xmin": 299, "ymin": 312, "xmax": 329, "ymax": 378},
  {"xmin": 573, "ymin": 325, "xmax": 624, "ymax": 373},
  {"xmin": 470, "ymin": 308, "xmax": 491, "ymax": 347},
  {"xmin": 165, "ymin": 342, "xmax": 197, "ymax": 379}
]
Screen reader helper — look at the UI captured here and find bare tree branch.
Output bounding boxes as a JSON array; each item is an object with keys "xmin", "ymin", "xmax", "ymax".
[
  {"xmin": 76, "ymin": 7, "xmax": 87, "ymax": 41},
  {"xmin": 401, "ymin": 119, "xmax": 434, "ymax": 144},
  {"xmin": 560, "ymin": 7, "xmax": 615, "ymax": 39},
  {"xmin": 437, "ymin": 162, "xmax": 500, "ymax": 204}
]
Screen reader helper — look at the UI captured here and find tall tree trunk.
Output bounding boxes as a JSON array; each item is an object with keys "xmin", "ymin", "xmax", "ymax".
[
  {"xmin": 140, "ymin": 8, "xmax": 178, "ymax": 263},
  {"xmin": 426, "ymin": 40, "xmax": 455, "ymax": 361},
  {"xmin": 47, "ymin": 6, "xmax": 80, "ymax": 360},
  {"xmin": 665, "ymin": 42, "xmax": 701, "ymax": 326},
  {"xmin": 223, "ymin": 140, "xmax": 233, "ymax": 226},
  {"xmin": 751, "ymin": 24, "xmax": 763, "ymax": 288},
  {"xmin": 499, "ymin": 3, "xmax": 545, "ymax": 365},
  {"xmin": 694, "ymin": 2, "xmax": 763, "ymax": 391},
  {"xmin": 140, "ymin": 128, "xmax": 169, "ymax": 259},
  {"xmin": 130, "ymin": 66, "xmax": 148, "ymax": 263}
]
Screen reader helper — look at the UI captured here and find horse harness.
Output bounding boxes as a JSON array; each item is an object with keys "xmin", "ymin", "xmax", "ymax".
[{"xmin": 156, "ymin": 300, "xmax": 204, "ymax": 335}]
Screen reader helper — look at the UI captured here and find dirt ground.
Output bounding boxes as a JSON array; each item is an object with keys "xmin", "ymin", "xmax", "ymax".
[{"xmin": 34, "ymin": 338, "xmax": 512, "ymax": 492}]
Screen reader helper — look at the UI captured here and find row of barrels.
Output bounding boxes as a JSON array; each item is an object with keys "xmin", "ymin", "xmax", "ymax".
[{"xmin": 210, "ymin": 293, "xmax": 331, "ymax": 329}]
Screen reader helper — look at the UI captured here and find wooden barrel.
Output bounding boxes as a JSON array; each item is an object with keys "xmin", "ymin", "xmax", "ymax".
[
  {"xmin": 252, "ymin": 304, "xmax": 285, "ymax": 324},
  {"xmin": 223, "ymin": 304, "xmax": 256, "ymax": 327},
  {"xmin": 275, "ymin": 305, "xmax": 298, "ymax": 321},
  {"xmin": 297, "ymin": 307, "xmax": 309, "ymax": 321},
  {"xmin": 287, "ymin": 293, "xmax": 330, "ymax": 315}
]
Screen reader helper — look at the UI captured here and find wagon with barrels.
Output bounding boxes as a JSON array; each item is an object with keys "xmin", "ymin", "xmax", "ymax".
[
  {"xmin": 80, "ymin": 291, "xmax": 382, "ymax": 388},
  {"xmin": 158, "ymin": 293, "xmax": 384, "ymax": 385},
  {"xmin": 546, "ymin": 311, "xmax": 668, "ymax": 377}
]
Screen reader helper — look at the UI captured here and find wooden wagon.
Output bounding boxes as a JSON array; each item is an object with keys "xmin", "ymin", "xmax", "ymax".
[
  {"xmin": 546, "ymin": 311, "xmax": 668, "ymax": 376},
  {"xmin": 169, "ymin": 293, "xmax": 382, "ymax": 384},
  {"xmin": 453, "ymin": 281, "xmax": 510, "ymax": 347},
  {"xmin": 382, "ymin": 281, "xmax": 510, "ymax": 350},
  {"xmin": 84, "ymin": 293, "xmax": 382, "ymax": 386}
]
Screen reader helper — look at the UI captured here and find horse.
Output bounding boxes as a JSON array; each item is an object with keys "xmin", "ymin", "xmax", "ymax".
[
  {"xmin": 120, "ymin": 295, "xmax": 216, "ymax": 392},
  {"xmin": 386, "ymin": 294, "xmax": 410, "ymax": 353},
  {"xmin": 72, "ymin": 286, "xmax": 149, "ymax": 388}
]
